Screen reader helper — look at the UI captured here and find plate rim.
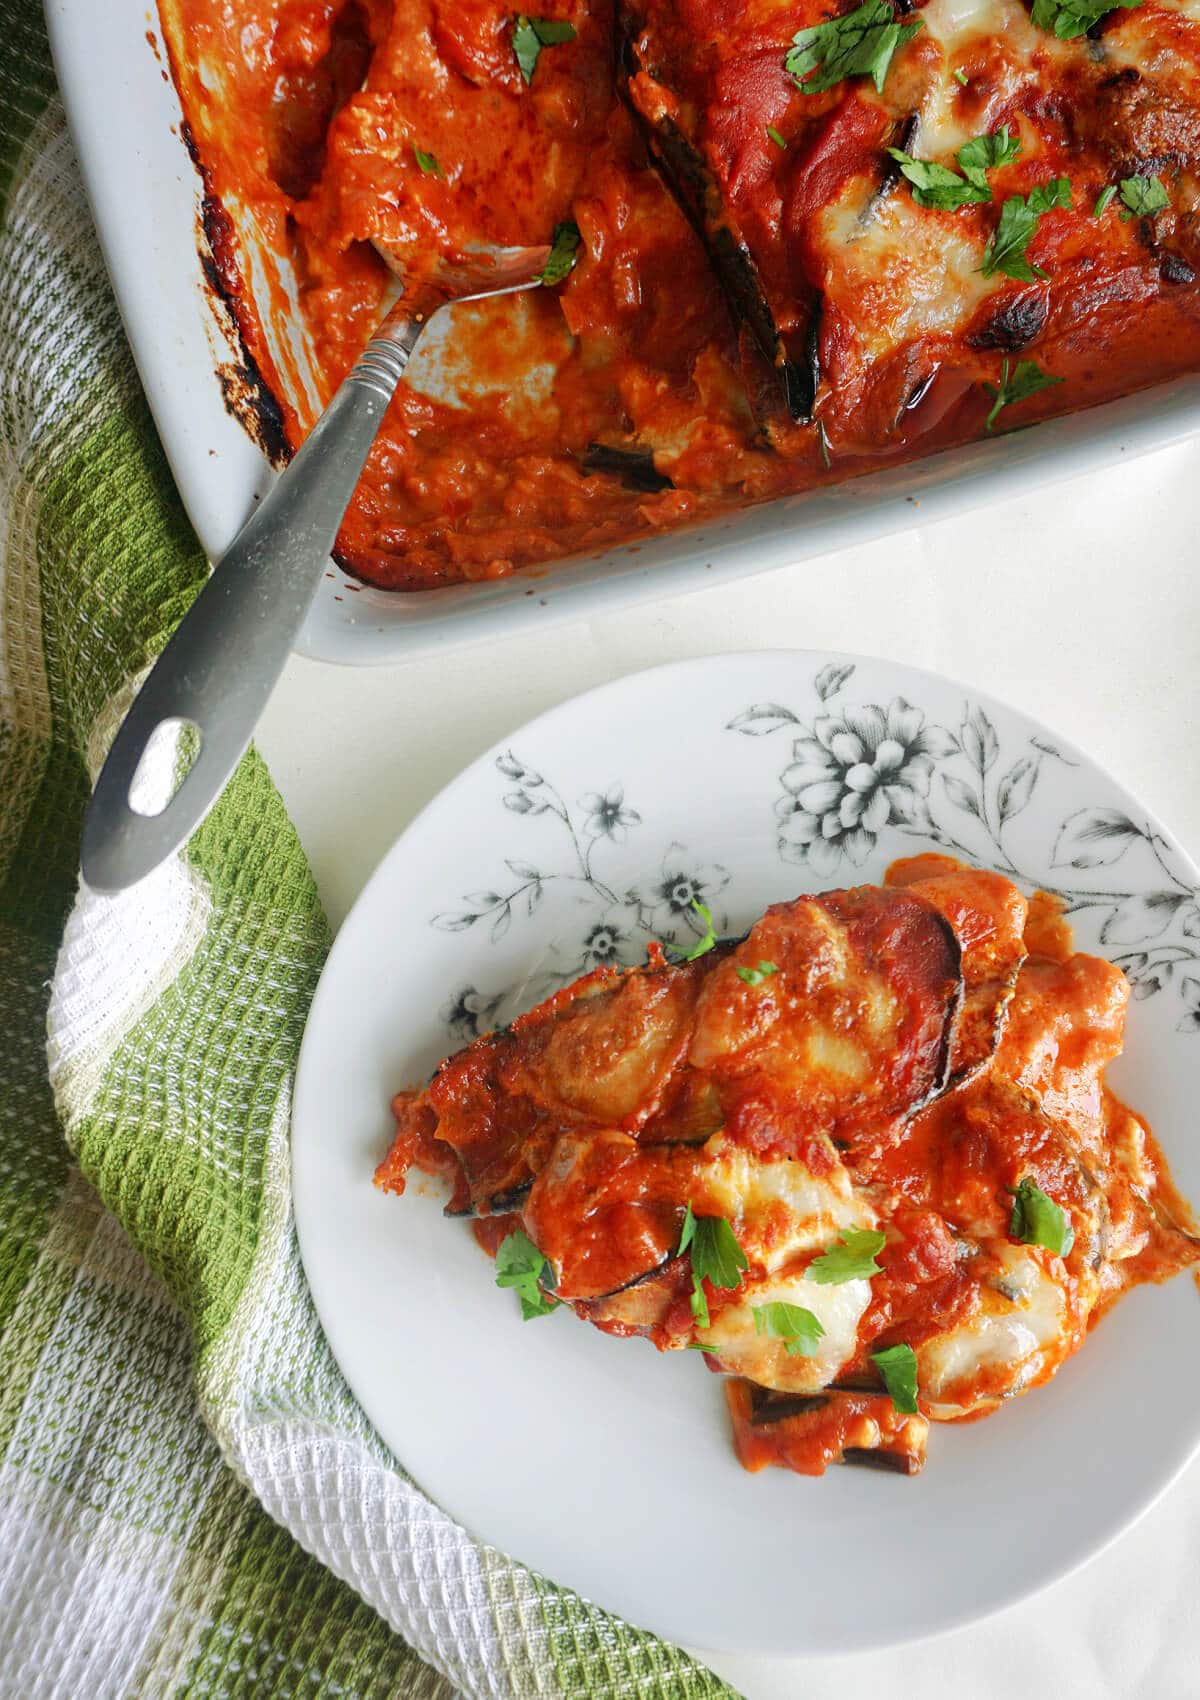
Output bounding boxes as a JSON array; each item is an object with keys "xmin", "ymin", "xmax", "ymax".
[{"xmin": 292, "ymin": 646, "xmax": 1200, "ymax": 1655}]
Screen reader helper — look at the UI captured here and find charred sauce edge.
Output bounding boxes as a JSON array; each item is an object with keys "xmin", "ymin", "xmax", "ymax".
[{"xmin": 180, "ymin": 119, "xmax": 292, "ymax": 468}]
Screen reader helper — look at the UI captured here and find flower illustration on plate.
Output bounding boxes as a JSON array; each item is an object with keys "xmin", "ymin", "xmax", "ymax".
[
  {"xmin": 777, "ymin": 697, "xmax": 958, "ymax": 875},
  {"xmin": 580, "ymin": 916, "xmax": 629, "ymax": 968},
  {"xmin": 441, "ymin": 985, "xmax": 505, "ymax": 1040},
  {"xmin": 581, "ymin": 784, "xmax": 641, "ymax": 842},
  {"xmin": 1177, "ymin": 978, "xmax": 1200, "ymax": 1033},
  {"xmin": 631, "ymin": 843, "xmax": 731, "ymax": 944}
]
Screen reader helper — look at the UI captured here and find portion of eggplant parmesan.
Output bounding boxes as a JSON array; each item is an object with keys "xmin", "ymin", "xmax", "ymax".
[
  {"xmin": 616, "ymin": 0, "xmax": 927, "ymax": 422},
  {"xmin": 376, "ymin": 857, "xmax": 1200, "ymax": 1479}
]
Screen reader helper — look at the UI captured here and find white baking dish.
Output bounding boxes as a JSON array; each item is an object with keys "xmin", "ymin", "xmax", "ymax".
[{"xmin": 45, "ymin": 0, "xmax": 1200, "ymax": 667}]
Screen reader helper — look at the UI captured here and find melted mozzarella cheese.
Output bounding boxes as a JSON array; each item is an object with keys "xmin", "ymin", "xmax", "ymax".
[
  {"xmin": 699, "ymin": 1134, "xmax": 874, "ymax": 1270},
  {"xmin": 819, "ymin": 190, "xmax": 1000, "ymax": 363},
  {"xmin": 698, "ymin": 1270, "xmax": 871, "ymax": 1391},
  {"xmin": 918, "ymin": 1243, "xmax": 1067, "ymax": 1416}
]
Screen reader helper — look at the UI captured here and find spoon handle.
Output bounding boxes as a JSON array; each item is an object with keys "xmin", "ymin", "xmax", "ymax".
[{"xmin": 81, "ymin": 307, "xmax": 425, "ymax": 894}]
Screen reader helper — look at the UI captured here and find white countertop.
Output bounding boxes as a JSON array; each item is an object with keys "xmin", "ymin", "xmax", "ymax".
[{"xmin": 258, "ymin": 434, "xmax": 1200, "ymax": 1700}]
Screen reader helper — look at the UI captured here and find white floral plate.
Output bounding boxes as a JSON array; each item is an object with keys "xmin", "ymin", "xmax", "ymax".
[{"xmin": 291, "ymin": 650, "xmax": 1200, "ymax": 1657}]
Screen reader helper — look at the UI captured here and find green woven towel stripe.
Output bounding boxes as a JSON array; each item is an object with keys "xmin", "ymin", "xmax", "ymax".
[{"xmin": 0, "ymin": 1, "xmax": 744, "ymax": 1692}]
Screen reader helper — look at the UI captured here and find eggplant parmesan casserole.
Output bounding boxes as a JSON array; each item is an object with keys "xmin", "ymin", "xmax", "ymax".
[
  {"xmin": 164, "ymin": 0, "xmax": 1200, "ymax": 588},
  {"xmin": 376, "ymin": 856, "xmax": 1200, "ymax": 1478}
]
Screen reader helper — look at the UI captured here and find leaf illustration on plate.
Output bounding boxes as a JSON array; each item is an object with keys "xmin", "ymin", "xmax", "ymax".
[
  {"xmin": 815, "ymin": 662, "xmax": 856, "ymax": 702},
  {"xmin": 1051, "ymin": 808, "xmax": 1142, "ymax": 870},
  {"xmin": 465, "ymin": 891, "xmax": 502, "ymax": 908},
  {"xmin": 433, "ymin": 911, "xmax": 478, "ymax": 932},
  {"xmin": 961, "ymin": 706, "xmax": 1000, "ymax": 775},
  {"xmin": 942, "ymin": 773, "xmax": 982, "ymax": 819},
  {"xmin": 496, "ymin": 750, "xmax": 526, "ymax": 779},
  {"xmin": 1182, "ymin": 903, "xmax": 1200, "ymax": 939},
  {"xmin": 726, "ymin": 702, "xmax": 802, "ymax": 736},
  {"xmin": 491, "ymin": 903, "xmax": 513, "ymax": 942},
  {"xmin": 504, "ymin": 791, "xmax": 549, "ymax": 815},
  {"xmin": 1031, "ymin": 736, "xmax": 1078, "ymax": 766},
  {"xmin": 1177, "ymin": 977, "xmax": 1200, "ymax": 1034},
  {"xmin": 997, "ymin": 755, "xmax": 1038, "ymax": 823},
  {"xmin": 1099, "ymin": 892, "xmax": 1188, "ymax": 947},
  {"xmin": 505, "ymin": 859, "xmax": 540, "ymax": 880}
]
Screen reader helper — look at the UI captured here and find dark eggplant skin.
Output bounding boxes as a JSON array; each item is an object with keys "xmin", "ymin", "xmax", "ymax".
[
  {"xmin": 841, "ymin": 1446, "xmax": 922, "ymax": 1474},
  {"xmin": 616, "ymin": 6, "xmax": 820, "ymax": 421},
  {"xmin": 582, "ymin": 442, "xmax": 674, "ymax": 492},
  {"xmin": 444, "ymin": 1181, "xmax": 532, "ymax": 1220}
]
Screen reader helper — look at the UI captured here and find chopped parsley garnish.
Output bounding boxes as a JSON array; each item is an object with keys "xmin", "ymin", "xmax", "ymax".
[
  {"xmin": 752, "ymin": 1301, "xmax": 826, "ymax": 1357},
  {"xmin": 887, "ymin": 125, "xmax": 1020, "ymax": 212},
  {"xmin": 980, "ymin": 179, "xmax": 1071, "ymax": 281},
  {"xmin": 736, "ymin": 960, "xmax": 779, "ymax": 986},
  {"xmin": 1093, "ymin": 185, "xmax": 1118, "ymax": 218},
  {"xmin": 766, "ymin": 125, "xmax": 788, "ymax": 149},
  {"xmin": 807, "ymin": 1227, "xmax": 886, "ymax": 1284},
  {"xmin": 871, "ymin": 1342, "xmax": 919, "ymax": 1414},
  {"xmin": 512, "ymin": 15, "xmax": 577, "ymax": 84},
  {"xmin": 679, "ymin": 1205, "xmax": 749, "ymax": 1329},
  {"xmin": 495, "ymin": 1229, "xmax": 559, "ymax": 1319},
  {"xmin": 785, "ymin": 0, "xmax": 922, "ymax": 97},
  {"xmin": 538, "ymin": 220, "xmax": 581, "ymax": 285},
  {"xmin": 983, "ymin": 358, "xmax": 1063, "ymax": 431},
  {"xmin": 1030, "ymin": 0, "xmax": 1141, "ymax": 37},
  {"xmin": 957, "ymin": 126, "xmax": 1021, "ymax": 182},
  {"xmin": 887, "ymin": 151, "xmax": 991, "ymax": 211},
  {"xmin": 1119, "ymin": 174, "xmax": 1169, "ymax": 221},
  {"xmin": 683, "ymin": 898, "xmax": 718, "ymax": 961},
  {"xmin": 412, "ymin": 146, "xmax": 442, "ymax": 177},
  {"xmin": 1009, "ymin": 1176, "xmax": 1075, "ymax": 1256},
  {"xmin": 953, "ymin": 66, "xmax": 969, "ymax": 85}
]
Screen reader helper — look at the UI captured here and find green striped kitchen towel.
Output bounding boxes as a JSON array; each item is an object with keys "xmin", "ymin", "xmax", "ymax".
[{"xmin": 0, "ymin": 4, "xmax": 738, "ymax": 1693}]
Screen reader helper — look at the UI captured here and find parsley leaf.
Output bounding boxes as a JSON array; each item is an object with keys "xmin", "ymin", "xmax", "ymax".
[
  {"xmin": 679, "ymin": 1206, "xmax": 748, "ymax": 1328},
  {"xmin": 953, "ymin": 66, "xmax": 969, "ymax": 85},
  {"xmin": 980, "ymin": 179, "xmax": 1071, "ymax": 281},
  {"xmin": 736, "ymin": 960, "xmax": 779, "ymax": 987},
  {"xmin": 983, "ymin": 357, "xmax": 1063, "ymax": 431},
  {"xmin": 1119, "ymin": 174, "xmax": 1169, "ymax": 221},
  {"xmin": 1093, "ymin": 184, "xmax": 1117, "ymax": 217},
  {"xmin": 413, "ymin": 146, "xmax": 442, "ymax": 177},
  {"xmin": 512, "ymin": 15, "xmax": 577, "ymax": 84},
  {"xmin": 538, "ymin": 220, "xmax": 581, "ymax": 285},
  {"xmin": 1009, "ymin": 1176, "xmax": 1075, "ymax": 1256},
  {"xmin": 495, "ymin": 1229, "xmax": 559, "ymax": 1319},
  {"xmin": 887, "ymin": 150, "xmax": 991, "ymax": 211},
  {"xmin": 807, "ymin": 1227, "xmax": 886, "ymax": 1284},
  {"xmin": 766, "ymin": 125, "xmax": 788, "ymax": 149},
  {"xmin": 888, "ymin": 126, "xmax": 1020, "ymax": 212},
  {"xmin": 1030, "ymin": 0, "xmax": 1141, "ymax": 37},
  {"xmin": 683, "ymin": 898, "xmax": 718, "ymax": 962},
  {"xmin": 786, "ymin": 0, "xmax": 922, "ymax": 97},
  {"xmin": 872, "ymin": 1342, "xmax": 919, "ymax": 1413},
  {"xmin": 752, "ymin": 1301, "xmax": 826, "ymax": 1356},
  {"xmin": 956, "ymin": 125, "xmax": 1021, "ymax": 185}
]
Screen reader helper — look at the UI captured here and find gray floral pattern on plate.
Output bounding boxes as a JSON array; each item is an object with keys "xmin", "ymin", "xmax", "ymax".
[
  {"xmin": 432, "ymin": 750, "xmax": 729, "ymax": 1033},
  {"xmin": 727, "ymin": 661, "xmax": 1200, "ymax": 1030}
]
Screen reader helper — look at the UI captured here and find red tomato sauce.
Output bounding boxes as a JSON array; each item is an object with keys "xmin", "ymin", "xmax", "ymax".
[{"xmin": 162, "ymin": 0, "xmax": 1200, "ymax": 590}]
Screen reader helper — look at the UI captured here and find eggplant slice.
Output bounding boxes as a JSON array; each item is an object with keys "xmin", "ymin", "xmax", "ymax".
[
  {"xmin": 617, "ymin": 4, "xmax": 820, "ymax": 420},
  {"xmin": 583, "ymin": 441, "xmax": 675, "ymax": 492},
  {"xmin": 726, "ymin": 1379, "xmax": 929, "ymax": 1474}
]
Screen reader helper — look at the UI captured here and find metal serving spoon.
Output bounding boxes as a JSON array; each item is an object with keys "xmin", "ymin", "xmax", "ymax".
[{"xmin": 81, "ymin": 240, "xmax": 550, "ymax": 894}]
